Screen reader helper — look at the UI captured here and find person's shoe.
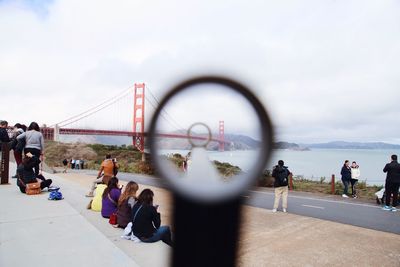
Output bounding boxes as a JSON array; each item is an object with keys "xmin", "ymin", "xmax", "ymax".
[
  {"xmin": 353, "ymin": 195, "xmax": 358, "ymax": 199},
  {"xmin": 391, "ymin": 207, "xmax": 397, "ymax": 212},
  {"xmin": 382, "ymin": 205, "xmax": 392, "ymax": 211},
  {"xmin": 342, "ymin": 194, "xmax": 349, "ymax": 198},
  {"xmin": 283, "ymin": 208, "xmax": 287, "ymax": 213},
  {"xmin": 272, "ymin": 209, "xmax": 277, "ymax": 213},
  {"xmin": 85, "ymin": 193, "xmax": 94, "ymax": 197}
]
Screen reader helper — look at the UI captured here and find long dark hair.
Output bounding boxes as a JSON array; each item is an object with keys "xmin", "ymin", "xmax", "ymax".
[
  {"xmin": 28, "ymin": 122, "xmax": 40, "ymax": 131},
  {"xmin": 137, "ymin": 189, "xmax": 154, "ymax": 205},
  {"xmin": 343, "ymin": 160, "xmax": 349, "ymax": 167},
  {"xmin": 102, "ymin": 177, "xmax": 119, "ymax": 198}
]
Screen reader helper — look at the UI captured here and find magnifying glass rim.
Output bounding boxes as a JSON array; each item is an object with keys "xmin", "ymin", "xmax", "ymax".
[
  {"xmin": 148, "ymin": 76, "xmax": 274, "ymax": 202},
  {"xmin": 187, "ymin": 122, "xmax": 212, "ymax": 148}
]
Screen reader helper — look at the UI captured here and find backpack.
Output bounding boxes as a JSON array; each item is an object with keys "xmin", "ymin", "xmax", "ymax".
[
  {"xmin": 276, "ymin": 166, "xmax": 289, "ymax": 186},
  {"xmin": 48, "ymin": 189, "xmax": 63, "ymax": 200}
]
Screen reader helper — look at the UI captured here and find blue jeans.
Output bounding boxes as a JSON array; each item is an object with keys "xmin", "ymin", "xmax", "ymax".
[
  {"xmin": 342, "ymin": 179, "xmax": 349, "ymax": 195},
  {"xmin": 142, "ymin": 226, "xmax": 173, "ymax": 246}
]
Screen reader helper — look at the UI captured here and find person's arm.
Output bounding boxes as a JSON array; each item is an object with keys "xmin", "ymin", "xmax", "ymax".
[
  {"xmin": 272, "ymin": 167, "xmax": 277, "ymax": 178},
  {"xmin": 383, "ymin": 164, "xmax": 389, "ymax": 173},
  {"xmin": 151, "ymin": 206, "xmax": 161, "ymax": 229},
  {"xmin": 40, "ymin": 133, "xmax": 44, "ymax": 154},
  {"xmin": 97, "ymin": 165, "xmax": 104, "ymax": 178},
  {"xmin": 111, "ymin": 189, "xmax": 121, "ymax": 205},
  {"xmin": 16, "ymin": 132, "xmax": 25, "ymax": 140}
]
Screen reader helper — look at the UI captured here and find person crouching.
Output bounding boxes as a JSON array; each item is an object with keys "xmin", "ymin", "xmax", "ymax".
[{"xmin": 17, "ymin": 152, "xmax": 52, "ymax": 193}]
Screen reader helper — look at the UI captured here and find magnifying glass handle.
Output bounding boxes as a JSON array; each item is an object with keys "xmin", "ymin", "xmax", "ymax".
[{"xmin": 172, "ymin": 194, "xmax": 242, "ymax": 267}]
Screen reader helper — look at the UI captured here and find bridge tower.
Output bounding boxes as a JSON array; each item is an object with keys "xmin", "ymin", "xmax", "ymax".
[
  {"xmin": 133, "ymin": 83, "xmax": 145, "ymax": 156},
  {"xmin": 219, "ymin": 120, "xmax": 225, "ymax": 152}
]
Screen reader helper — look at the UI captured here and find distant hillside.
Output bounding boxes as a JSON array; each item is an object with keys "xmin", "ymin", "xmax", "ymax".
[
  {"xmin": 274, "ymin": 141, "xmax": 310, "ymax": 151},
  {"xmin": 306, "ymin": 141, "xmax": 400, "ymax": 150}
]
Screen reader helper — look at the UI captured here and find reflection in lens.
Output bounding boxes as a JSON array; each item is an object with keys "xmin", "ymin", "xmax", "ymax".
[{"xmin": 150, "ymin": 79, "xmax": 272, "ymax": 202}]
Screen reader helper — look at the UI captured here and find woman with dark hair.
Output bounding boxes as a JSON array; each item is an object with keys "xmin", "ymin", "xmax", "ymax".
[
  {"xmin": 10, "ymin": 123, "xmax": 25, "ymax": 178},
  {"xmin": 101, "ymin": 177, "xmax": 121, "ymax": 218},
  {"xmin": 17, "ymin": 122, "xmax": 44, "ymax": 176},
  {"xmin": 341, "ymin": 160, "xmax": 352, "ymax": 198},
  {"xmin": 131, "ymin": 189, "xmax": 173, "ymax": 246},
  {"xmin": 16, "ymin": 152, "xmax": 52, "ymax": 193}
]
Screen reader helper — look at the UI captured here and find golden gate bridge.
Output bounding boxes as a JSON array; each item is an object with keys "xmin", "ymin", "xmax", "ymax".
[{"xmin": 40, "ymin": 83, "xmax": 226, "ymax": 153}]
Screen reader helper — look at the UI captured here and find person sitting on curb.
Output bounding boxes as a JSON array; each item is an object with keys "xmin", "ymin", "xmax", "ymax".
[
  {"xmin": 89, "ymin": 183, "xmax": 107, "ymax": 211},
  {"xmin": 115, "ymin": 181, "xmax": 139, "ymax": 228},
  {"xmin": 86, "ymin": 154, "xmax": 119, "ymax": 197},
  {"xmin": 101, "ymin": 177, "xmax": 121, "ymax": 218},
  {"xmin": 271, "ymin": 160, "xmax": 291, "ymax": 213},
  {"xmin": 131, "ymin": 189, "xmax": 173, "ymax": 246},
  {"xmin": 16, "ymin": 152, "xmax": 52, "ymax": 193}
]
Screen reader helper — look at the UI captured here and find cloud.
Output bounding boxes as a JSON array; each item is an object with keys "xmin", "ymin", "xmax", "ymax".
[{"xmin": 0, "ymin": 0, "xmax": 399, "ymax": 143}]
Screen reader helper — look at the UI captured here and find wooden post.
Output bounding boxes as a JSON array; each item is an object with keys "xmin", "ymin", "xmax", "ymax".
[
  {"xmin": 289, "ymin": 173, "xmax": 293, "ymax": 191},
  {"xmin": 1, "ymin": 143, "xmax": 10, "ymax": 184},
  {"xmin": 331, "ymin": 174, "xmax": 335, "ymax": 194}
]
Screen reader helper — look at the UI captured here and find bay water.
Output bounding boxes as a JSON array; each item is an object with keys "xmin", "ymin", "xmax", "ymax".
[{"xmin": 161, "ymin": 148, "xmax": 400, "ymax": 185}]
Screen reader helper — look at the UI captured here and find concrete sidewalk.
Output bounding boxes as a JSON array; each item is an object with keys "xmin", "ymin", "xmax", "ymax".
[
  {"xmin": 2, "ymin": 163, "xmax": 400, "ymax": 267},
  {"xmin": 0, "ymin": 163, "xmax": 170, "ymax": 267}
]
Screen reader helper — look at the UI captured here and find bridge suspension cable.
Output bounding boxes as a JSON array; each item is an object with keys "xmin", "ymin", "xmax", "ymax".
[{"xmin": 49, "ymin": 86, "xmax": 133, "ymax": 128}]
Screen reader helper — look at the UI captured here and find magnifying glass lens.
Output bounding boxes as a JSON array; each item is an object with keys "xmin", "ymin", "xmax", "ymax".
[{"xmin": 151, "ymin": 80, "xmax": 272, "ymax": 202}]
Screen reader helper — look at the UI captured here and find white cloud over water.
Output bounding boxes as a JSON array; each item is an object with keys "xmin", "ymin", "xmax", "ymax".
[{"xmin": 0, "ymin": 0, "xmax": 399, "ymax": 144}]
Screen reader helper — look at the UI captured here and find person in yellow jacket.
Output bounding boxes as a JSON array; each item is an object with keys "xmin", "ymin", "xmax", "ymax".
[{"xmin": 90, "ymin": 184, "xmax": 107, "ymax": 211}]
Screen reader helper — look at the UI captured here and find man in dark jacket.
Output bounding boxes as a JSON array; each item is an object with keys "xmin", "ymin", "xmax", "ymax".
[
  {"xmin": 272, "ymin": 160, "xmax": 291, "ymax": 213},
  {"xmin": 0, "ymin": 120, "xmax": 10, "ymax": 144},
  {"xmin": 382, "ymin": 154, "xmax": 400, "ymax": 212}
]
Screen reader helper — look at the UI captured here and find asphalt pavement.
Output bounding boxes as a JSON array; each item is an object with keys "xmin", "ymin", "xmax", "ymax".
[{"xmin": 72, "ymin": 169, "xmax": 400, "ymax": 235}]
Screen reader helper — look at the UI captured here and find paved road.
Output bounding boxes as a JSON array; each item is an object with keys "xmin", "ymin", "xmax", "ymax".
[{"xmin": 73, "ymin": 169, "xmax": 400, "ymax": 234}]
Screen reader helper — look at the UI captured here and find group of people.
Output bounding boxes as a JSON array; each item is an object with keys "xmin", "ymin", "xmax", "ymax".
[
  {"xmin": 340, "ymin": 160, "xmax": 361, "ymax": 198},
  {"xmin": 0, "ymin": 120, "xmax": 53, "ymax": 193},
  {"xmin": 272, "ymin": 155, "xmax": 400, "ymax": 213},
  {"xmin": 62, "ymin": 158, "xmax": 85, "ymax": 173},
  {"xmin": 86, "ymin": 154, "xmax": 173, "ymax": 246}
]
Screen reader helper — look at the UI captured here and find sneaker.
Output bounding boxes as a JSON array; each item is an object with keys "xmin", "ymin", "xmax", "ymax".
[
  {"xmin": 382, "ymin": 205, "xmax": 392, "ymax": 211},
  {"xmin": 353, "ymin": 195, "xmax": 358, "ymax": 199},
  {"xmin": 272, "ymin": 209, "xmax": 277, "ymax": 213},
  {"xmin": 391, "ymin": 207, "xmax": 397, "ymax": 212},
  {"xmin": 283, "ymin": 208, "xmax": 287, "ymax": 213},
  {"xmin": 85, "ymin": 193, "xmax": 94, "ymax": 197},
  {"xmin": 342, "ymin": 194, "xmax": 349, "ymax": 198}
]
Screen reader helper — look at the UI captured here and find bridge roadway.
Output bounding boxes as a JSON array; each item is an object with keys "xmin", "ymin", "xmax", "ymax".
[{"xmin": 74, "ymin": 169, "xmax": 400, "ymax": 235}]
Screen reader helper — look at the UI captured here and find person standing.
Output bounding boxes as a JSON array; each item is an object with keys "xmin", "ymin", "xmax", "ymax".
[
  {"xmin": 340, "ymin": 160, "xmax": 351, "ymax": 198},
  {"xmin": 17, "ymin": 122, "xmax": 44, "ymax": 176},
  {"xmin": 382, "ymin": 155, "xmax": 400, "ymax": 212},
  {"xmin": 10, "ymin": 123, "xmax": 26, "ymax": 178},
  {"xmin": 272, "ymin": 160, "xmax": 291, "ymax": 213},
  {"xmin": 0, "ymin": 120, "xmax": 10, "ymax": 162},
  {"xmin": 350, "ymin": 161, "xmax": 360, "ymax": 198},
  {"xmin": 62, "ymin": 158, "xmax": 68, "ymax": 173}
]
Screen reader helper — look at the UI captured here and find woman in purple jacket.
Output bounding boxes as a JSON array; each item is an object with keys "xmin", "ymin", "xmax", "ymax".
[{"xmin": 101, "ymin": 177, "xmax": 121, "ymax": 218}]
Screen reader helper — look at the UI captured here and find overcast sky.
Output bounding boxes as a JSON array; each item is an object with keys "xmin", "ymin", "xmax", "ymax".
[{"xmin": 1, "ymin": 0, "xmax": 399, "ymax": 144}]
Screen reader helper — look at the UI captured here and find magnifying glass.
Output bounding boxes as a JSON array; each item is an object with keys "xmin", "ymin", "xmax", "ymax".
[{"xmin": 148, "ymin": 76, "xmax": 274, "ymax": 267}]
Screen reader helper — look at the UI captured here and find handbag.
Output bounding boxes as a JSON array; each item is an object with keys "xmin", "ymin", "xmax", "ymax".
[
  {"xmin": 107, "ymin": 193, "xmax": 118, "ymax": 225},
  {"xmin": 25, "ymin": 181, "xmax": 41, "ymax": 195},
  {"xmin": 109, "ymin": 213, "xmax": 118, "ymax": 225}
]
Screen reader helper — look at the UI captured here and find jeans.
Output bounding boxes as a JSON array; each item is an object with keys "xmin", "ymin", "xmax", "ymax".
[
  {"xmin": 385, "ymin": 181, "xmax": 400, "ymax": 207},
  {"xmin": 273, "ymin": 186, "xmax": 288, "ymax": 209},
  {"xmin": 141, "ymin": 226, "xmax": 173, "ymax": 246},
  {"xmin": 342, "ymin": 179, "xmax": 350, "ymax": 195},
  {"xmin": 350, "ymin": 179, "xmax": 358, "ymax": 196}
]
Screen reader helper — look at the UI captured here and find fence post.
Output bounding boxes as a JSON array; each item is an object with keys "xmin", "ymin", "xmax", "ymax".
[
  {"xmin": 1, "ymin": 142, "xmax": 10, "ymax": 184},
  {"xmin": 331, "ymin": 174, "xmax": 335, "ymax": 194},
  {"xmin": 289, "ymin": 173, "xmax": 293, "ymax": 191}
]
